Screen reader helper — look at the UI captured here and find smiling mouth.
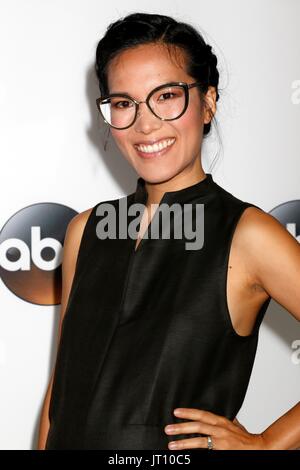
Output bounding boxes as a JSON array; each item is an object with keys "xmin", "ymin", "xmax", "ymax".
[{"xmin": 134, "ymin": 137, "xmax": 176, "ymax": 154}]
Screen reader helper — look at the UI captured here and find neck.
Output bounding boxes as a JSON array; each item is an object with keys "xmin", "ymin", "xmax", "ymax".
[{"xmin": 144, "ymin": 162, "xmax": 206, "ymax": 206}]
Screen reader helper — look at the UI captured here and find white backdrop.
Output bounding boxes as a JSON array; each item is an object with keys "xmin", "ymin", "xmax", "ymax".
[{"xmin": 0, "ymin": 0, "xmax": 299, "ymax": 449}]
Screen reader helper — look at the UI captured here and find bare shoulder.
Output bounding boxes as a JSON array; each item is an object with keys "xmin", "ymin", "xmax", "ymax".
[
  {"xmin": 233, "ymin": 205, "xmax": 300, "ymax": 263},
  {"xmin": 60, "ymin": 207, "xmax": 94, "ymax": 310},
  {"xmin": 235, "ymin": 205, "xmax": 297, "ymax": 248},
  {"xmin": 66, "ymin": 207, "xmax": 94, "ymax": 240},
  {"xmin": 233, "ymin": 206, "xmax": 300, "ymax": 319},
  {"xmin": 62, "ymin": 207, "xmax": 94, "ymax": 274}
]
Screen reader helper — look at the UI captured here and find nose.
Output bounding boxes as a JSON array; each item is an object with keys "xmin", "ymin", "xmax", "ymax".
[{"xmin": 133, "ymin": 102, "xmax": 162, "ymax": 134}]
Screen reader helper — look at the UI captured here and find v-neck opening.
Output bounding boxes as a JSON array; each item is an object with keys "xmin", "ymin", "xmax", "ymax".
[{"xmin": 132, "ymin": 173, "xmax": 214, "ymax": 254}]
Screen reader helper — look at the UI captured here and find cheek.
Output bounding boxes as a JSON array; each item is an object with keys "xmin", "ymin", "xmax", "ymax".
[{"xmin": 173, "ymin": 104, "xmax": 203, "ymax": 143}]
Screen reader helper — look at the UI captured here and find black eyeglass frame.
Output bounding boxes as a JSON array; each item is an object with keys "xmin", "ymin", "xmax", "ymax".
[{"xmin": 95, "ymin": 81, "xmax": 205, "ymax": 130}]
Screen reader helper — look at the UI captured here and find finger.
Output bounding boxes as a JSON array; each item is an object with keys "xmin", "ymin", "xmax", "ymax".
[
  {"xmin": 168, "ymin": 436, "xmax": 213, "ymax": 450},
  {"xmin": 165, "ymin": 420, "xmax": 216, "ymax": 437},
  {"xmin": 174, "ymin": 408, "xmax": 229, "ymax": 426}
]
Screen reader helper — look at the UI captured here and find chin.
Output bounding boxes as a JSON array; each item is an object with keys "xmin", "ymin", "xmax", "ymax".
[{"xmin": 136, "ymin": 166, "xmax": 181, "ymax": 185}]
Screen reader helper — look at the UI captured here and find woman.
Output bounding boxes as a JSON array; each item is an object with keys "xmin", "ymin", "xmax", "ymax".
[{"xmin": 38, "ymin": 12, "xmax": 300, "ymax": 450}]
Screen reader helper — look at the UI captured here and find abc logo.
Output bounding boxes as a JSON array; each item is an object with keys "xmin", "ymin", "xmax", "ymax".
[
  {"xmin": 269, "ymin": 200, "xmax": 300, "ymax": 242},
  {"xmin": 0, "ymin": 203, "xmax": 78, "ymax": 305}
]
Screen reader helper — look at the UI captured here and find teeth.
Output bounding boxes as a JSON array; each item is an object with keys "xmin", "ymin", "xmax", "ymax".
[{"xmin": 136, "ymin": 138, "xmax": 175, "ymax": 153}]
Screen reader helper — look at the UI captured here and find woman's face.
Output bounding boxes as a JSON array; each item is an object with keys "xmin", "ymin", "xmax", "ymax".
[{"xmin": 106, "ymin": 43, "xmax": 214, "ymax": 184}]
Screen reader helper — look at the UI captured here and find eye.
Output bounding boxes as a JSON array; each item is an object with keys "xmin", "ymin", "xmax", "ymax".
[
  {"xmin": 111, "ymin": 99, "xmax": 134, "ymax": 109},
  {"xmin": 158, "ymin": 92, "xmax": 176, "ymax": 101}
]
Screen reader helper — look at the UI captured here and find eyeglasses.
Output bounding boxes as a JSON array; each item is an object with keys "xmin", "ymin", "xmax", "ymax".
[{"xmin": 96, "ymin": 81, "xmax": 204, "ymax": 130}]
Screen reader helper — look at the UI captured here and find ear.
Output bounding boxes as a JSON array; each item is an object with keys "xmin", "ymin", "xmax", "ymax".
[{"xmin": 203, "ymin": 86, "xmax": 217, "ymax": 125}]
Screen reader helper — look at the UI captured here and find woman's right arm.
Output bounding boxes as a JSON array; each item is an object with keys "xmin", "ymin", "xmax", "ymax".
[{"xmin": 37, "ymin": 207, "xmax": 93, "ymax": 450}]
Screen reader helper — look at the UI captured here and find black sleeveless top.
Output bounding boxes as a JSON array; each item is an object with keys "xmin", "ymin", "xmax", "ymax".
[{"xmin": 45, "ymin": 173, "xmax": 271, "ymax": 449}]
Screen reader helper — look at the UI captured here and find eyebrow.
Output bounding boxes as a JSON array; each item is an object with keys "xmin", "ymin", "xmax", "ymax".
[
  {"xmin": 109, "ymin": 91, "xmax": 131, "ymax": 95},
  {"xmin": 109, "ymin": 81, "xmax": 177, "ymax": 95}
]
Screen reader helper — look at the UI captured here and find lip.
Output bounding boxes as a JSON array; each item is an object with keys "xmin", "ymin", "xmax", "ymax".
[{"xmin": 134, "ymin": 137, "xmax": 176, "ymax": 159}]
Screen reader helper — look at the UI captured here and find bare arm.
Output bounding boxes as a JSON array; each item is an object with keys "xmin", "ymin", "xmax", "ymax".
[
  {"xmin": 37, "ymin": 208, "xmax": 93, "ymax": 450},
  {"xmin": 240, "ymin": 207, "xmax": 300, "ymax": 449}
]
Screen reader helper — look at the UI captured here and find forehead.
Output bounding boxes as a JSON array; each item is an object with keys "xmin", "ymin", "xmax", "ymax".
[{"xmin": 107, "ymin": 43, "xmax": 190, "ymax": 94}]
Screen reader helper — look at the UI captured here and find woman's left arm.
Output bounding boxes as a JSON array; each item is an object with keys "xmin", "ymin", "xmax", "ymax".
[{"xmin": 165, "ymin": 207, "xmax": 300, "ymax": 450}]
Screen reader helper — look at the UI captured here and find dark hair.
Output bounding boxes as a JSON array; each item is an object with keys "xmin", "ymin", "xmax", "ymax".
[{"xmin": 95, "ymin": 12, "xmax": 220, "ymax": 136}]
